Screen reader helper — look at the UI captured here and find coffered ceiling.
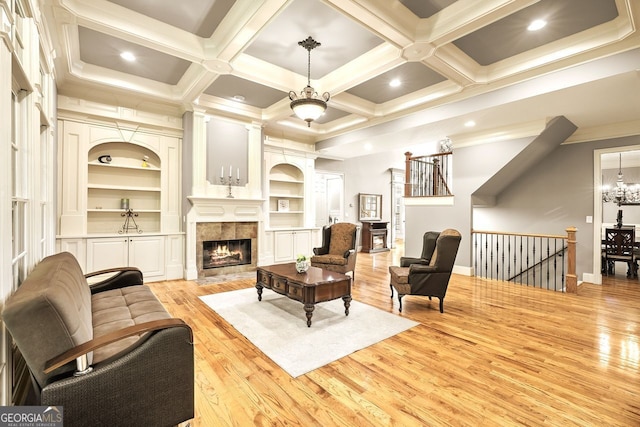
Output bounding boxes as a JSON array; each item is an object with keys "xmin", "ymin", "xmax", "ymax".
[{"xmin": 41, "ymin": 0, "xmax": 640, "ymax": 158}]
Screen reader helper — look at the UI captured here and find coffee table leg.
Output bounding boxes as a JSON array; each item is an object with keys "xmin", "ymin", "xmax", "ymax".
[
  {"xmin": 256, "ymin": 284, "xmax": 263, "ymax": 301},
  {"xmin": 342, "ymin": 295, "xmax": 351, "ymax": 316},
  {"xmin": 304, "ymin": 304, "xmax": 315, "ymax": 327}
]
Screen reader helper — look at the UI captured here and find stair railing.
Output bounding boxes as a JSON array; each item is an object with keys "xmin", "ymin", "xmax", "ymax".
[
  {"xmin": 472, "ymin": 227, "xmax": 578, "ymax": 293},
  {"xmin": 404, "ymin": 151, "xmax": 453, "ymax": 197}
]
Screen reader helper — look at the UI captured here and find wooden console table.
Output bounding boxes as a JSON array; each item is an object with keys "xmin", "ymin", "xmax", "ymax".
[{"xmin": 361, "ymin": 221, "xmax": 390, "ymax": 253}]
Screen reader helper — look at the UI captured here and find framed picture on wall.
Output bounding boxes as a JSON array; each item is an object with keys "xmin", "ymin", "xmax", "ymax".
[
  {"xmin": 359, "ymin": 193, "xmax": 382, "ymax": 221},
  {"xmin": 278, "ymin": 199, "xmax": 290, "ymax": 212}
]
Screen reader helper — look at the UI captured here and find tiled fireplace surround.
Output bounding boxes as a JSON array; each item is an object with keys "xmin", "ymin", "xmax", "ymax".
[
  {"xmin": 185, "ymin": 197, "xmax": 264, "ymax": 280},
  {"xmin": 196, "ymin": 221, "xmax": 257, "ymax": 277}
]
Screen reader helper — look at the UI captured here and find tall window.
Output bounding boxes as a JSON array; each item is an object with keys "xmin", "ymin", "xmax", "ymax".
[{"xmin": 11, "ymin": 90, "xmax": 27, "ymax": 291}]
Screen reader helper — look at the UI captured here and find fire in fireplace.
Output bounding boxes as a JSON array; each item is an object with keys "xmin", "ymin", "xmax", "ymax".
[{"xmin": 203, "ymin": 239, "xmax": 251, "ymax": 269}]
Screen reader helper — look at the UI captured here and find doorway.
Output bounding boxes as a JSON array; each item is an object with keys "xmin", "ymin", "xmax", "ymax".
[
  {"xmin": 593, "ymin": 147, "xmax": 640, "ymax": 285},
  {"xmin": 389, "ymin": 168, "xmax": 405, "ymax": 248},
  {"xmin": 315, "ymin": 172, "xmax": 344, "ymax": 227}
]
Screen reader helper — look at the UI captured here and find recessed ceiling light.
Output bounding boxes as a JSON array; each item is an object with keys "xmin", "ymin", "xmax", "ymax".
[
  {"xmin": 464, "ymin": 120, "xmax": 476, "ymax": 127},
  {"xmin": 389, "ymin": 78, "xmax": 401, "ymax": 88},
  {"xmin": 527, "ymin": 19, "xmax": 547, "ymax": 31},
  {"xmin": 120, "ymin": 51, "xmax": 136, "ymax": 61},
  {"xmin": 233, "ymin": 95, "xmax": 246, "ymax": 102}
]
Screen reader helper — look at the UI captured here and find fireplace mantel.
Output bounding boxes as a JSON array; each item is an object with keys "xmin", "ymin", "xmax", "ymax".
[{"xmin": 188, "ymin": 196, "xmax": 265, "ymax": 222}]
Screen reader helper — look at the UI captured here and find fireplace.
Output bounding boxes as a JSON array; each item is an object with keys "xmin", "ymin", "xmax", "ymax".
[
  {"xmin": 195, "ymin": 221, "xmax": 258, "ymax": 278},
  {"xmin": 203, "ymin": 238, "xmax": 251, "ymax": 269}
]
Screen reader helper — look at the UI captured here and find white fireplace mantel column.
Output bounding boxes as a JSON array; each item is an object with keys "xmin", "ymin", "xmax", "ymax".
[{"xmin": 191, "ymin": 109, "xmax": 208, "ymax": 196}]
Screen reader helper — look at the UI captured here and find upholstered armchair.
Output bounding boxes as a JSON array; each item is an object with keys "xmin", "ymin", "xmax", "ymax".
[
  {"xmin": 389, "ymin": 229, "xmax": 462, "ymax": 313},
  {"xmin": 311, "ymin": 222, "xmax": 360, "ymax": 279},
  {"xmin": 400, "ymin": 231, "xmax": 440, "ymax": 267}
]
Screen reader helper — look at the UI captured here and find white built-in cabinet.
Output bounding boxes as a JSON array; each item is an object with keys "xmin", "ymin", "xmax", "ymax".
[
  {"xmin": 274, "ymin": 230, "xmax": 311, "ymax": 263},
  {"xmin": 87, "ymin": 236, "xmax": 166, "ymax": 281},
  {"xmin": 263, "ymin": 147, "xmax": 319, "ymax": 264},
  {"xmin": 56, "ymin": 118, "xmax": 183, "ymax": 282}
]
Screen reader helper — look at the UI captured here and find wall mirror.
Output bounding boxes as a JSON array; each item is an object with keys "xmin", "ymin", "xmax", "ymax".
[{"xmin": 359, "ymin": 193, "xmax": 382, "ymax": 221}]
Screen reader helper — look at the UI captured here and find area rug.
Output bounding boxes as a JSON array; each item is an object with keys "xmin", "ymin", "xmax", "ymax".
[{"xmin": 199, "ymin": 288, "xmax": 419, "ymax": 377}]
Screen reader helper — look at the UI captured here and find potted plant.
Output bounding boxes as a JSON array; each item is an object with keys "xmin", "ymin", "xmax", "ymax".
[{"xmin": 296, "ymin": 254, "xmax": 310, "ymax": 273}]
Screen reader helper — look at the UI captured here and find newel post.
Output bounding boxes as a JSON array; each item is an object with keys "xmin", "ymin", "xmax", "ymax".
[
  {"xmin": 565, "ymin": 226, "xmax": 578, "ymax": 294},
  {"xmin": 404, "ymin": 152, "xmax": 412, "ymax": 197}
]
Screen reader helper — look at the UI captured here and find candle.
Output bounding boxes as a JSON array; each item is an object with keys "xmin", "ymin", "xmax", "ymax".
[
  {"xmin": 220, "ymin": 166, "xmax": 223, "ymax": 179},
  {"xmin": 229, "ymin": 165, "xmax": 232, "ymax": 177},
  {"xmin": 237, "ymin": 168, "xmax": 239, "ymax": 180}
]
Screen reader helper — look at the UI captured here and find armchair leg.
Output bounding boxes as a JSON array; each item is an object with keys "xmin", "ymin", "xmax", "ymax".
[
  {"xmin": 439, "ymin": 298, "xmax": 444, "ymax": 313},
  {"xmin": 390, "ymin": 284, "xmax": 394, "ymax": 298},
  {"xmin": 398, "ymin": 294, "xmax": 404, "ymax": 312}
]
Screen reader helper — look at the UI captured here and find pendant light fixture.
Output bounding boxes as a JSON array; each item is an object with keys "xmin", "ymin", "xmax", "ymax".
[{"xmin": 289, "ymin": 36, "xmax": 330, "ymax": 127}]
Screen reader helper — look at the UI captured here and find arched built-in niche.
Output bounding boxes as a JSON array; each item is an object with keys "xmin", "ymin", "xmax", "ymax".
[
  {"xmin": 268, "ymin": 163, "xmax": 305, "ymax": 228},
  {"xmin": 87, "ymin": 142, "xmax": 162, "ymax": 234}
]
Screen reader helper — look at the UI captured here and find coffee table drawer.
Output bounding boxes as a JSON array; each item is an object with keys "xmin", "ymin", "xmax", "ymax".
[
  {"xmin": 272, "ymin": 276, "xmax": 287, "ymax": 294},
  {"xmin": 286, "ymin": 282, "xmax": 303, "ymax": 302},
  {"xmin": 257, "ymin": 270, "xmax": 271, "ymax": 287}
]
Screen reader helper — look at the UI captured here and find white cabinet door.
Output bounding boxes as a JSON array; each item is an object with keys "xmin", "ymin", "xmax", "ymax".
[
  {"xmin": 87, "ymin": 235, "xmax": 165, "ymax": 281},
  {"xmin": 129, "ymin": 235, "xmax": 165, "ymax": 279},
  {"xmin": 273, "ymin": 230, "xmax": 311, "ymax": 263},
  {"xmin": 293, "ymin": 230, "xmax": 311, "ymax": 258},
  {"xmin": 87, "ymin": 237, "xmax": 129, "ymax": 272}
]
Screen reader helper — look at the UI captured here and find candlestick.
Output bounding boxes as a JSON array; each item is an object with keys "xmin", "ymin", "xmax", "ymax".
[
  {"xmin": 220, "ymin": 175, "xmax": 241, "ymax": 198},
  {"xmin": 220, "ymin": 166, "xmax": 223, "ymax": 179}
]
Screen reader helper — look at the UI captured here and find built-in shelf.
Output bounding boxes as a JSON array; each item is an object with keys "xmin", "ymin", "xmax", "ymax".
[
  {"xmin": 87, "ymin": 143, "xmax": 162, "ymax": 234},
  {"xmin": 88, "ymin": 162, "xmax": 161, "ymax": 172},
  {"xmin": 87, "ymin": 209, "xmax": 162, "ymax": 213},
  {"xmin": 87, "ymin": 184, "xmax": 162, "ymax": 192},
  {"xmin": 268, "ymin": 163, "xmax": 305, "ymax": 229},
  {"xmin": 270, "ymin": 194, "xmax": 304, "ymax": 199}
]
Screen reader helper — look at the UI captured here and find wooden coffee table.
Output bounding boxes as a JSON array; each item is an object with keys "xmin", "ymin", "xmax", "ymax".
[{"xmin": 256, "ymin": 263, "xmax": 352, "ymax": 327}]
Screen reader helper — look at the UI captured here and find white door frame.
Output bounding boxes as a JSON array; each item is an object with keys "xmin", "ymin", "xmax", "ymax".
[{"xmin": 592, "ymin": 145, "xmax": 640, "ymax": 285}]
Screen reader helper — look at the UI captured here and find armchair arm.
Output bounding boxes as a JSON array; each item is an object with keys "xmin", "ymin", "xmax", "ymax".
[
  {"xmin": 44, "ymin": 318, "xmax": 192, "ymax": 374},
  {"xmin": 400, "ymin": 257, "xmax": 429, "ymax": 267},
  {"xmin": 313, "ymin": 247, "xmax": 328, "ymax": 256},
  {"xmin": 409, "ymin": 264, "xmax": 438, "ymax": 274},
  {"xmin": 343, "ymin": 249, "xmax": 355, "ymax": 258},
  {"xmin": 86, "ymin": 267, "xmax": 143, "ymax": 293}
]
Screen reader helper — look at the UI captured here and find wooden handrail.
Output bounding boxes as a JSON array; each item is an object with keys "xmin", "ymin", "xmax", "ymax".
[
  {"xmin": 406, "ymin": 151, "xmax": 452, "ymax": 162},
  {"xmin": 472, "ymin": 229, "xmax": 567, "ymax": 240}
]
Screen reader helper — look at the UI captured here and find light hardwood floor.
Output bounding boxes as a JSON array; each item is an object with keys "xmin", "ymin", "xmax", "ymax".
[{"xmin": 149, "ymin": 245, "xmax": 640, "ymax": 426}]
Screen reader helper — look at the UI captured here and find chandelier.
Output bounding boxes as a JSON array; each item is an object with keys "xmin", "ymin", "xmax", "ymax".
[
  {"xmin": 602, "ymin": 153, "xmax": 640, "ymax": 205},
  {"xmin": 289, "ymin": 36, "xmax": 330, "ymax": 127}
]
